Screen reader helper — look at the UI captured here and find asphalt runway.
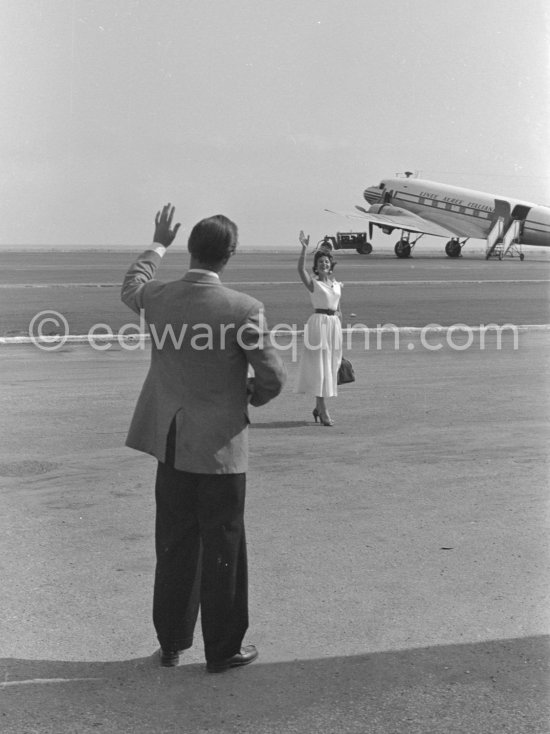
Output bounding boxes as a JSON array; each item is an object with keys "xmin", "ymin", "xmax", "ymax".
[
  {"xmin": 0, "ymin": 250, "xmax": 549, "ymax": 732},
  {"xmin": 1, "ymin": 249, "xmax": 549, "ymax": 337}
]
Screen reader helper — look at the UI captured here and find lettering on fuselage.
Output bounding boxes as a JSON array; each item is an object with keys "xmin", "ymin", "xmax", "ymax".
[{"xmin": 419, "ymin": 191, "xmax": 493, "ymax": 213}]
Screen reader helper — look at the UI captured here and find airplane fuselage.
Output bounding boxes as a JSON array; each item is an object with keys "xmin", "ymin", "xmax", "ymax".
[{"xmin": 364, "ymin": 177, "xmax": 550, "ymax": 248}]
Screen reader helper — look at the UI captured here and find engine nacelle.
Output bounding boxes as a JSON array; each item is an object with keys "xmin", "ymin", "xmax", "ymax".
[{"xmin": 368, "ymin": 203, "xmax": 406, "ymax": 216}]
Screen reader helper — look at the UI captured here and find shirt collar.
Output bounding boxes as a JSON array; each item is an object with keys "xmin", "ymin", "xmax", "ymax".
[{"xmin": 187, "ymin": 268, "xmax": 220, "ymax": 279}]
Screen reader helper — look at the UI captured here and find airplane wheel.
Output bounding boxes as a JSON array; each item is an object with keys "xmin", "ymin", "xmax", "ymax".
[
  {"xmin": 519, "ymin": 253, "xmax": 525, "ymax": 261},
  {"xmin": 394, "ymin": 240, "xmax": 411, "ymax": 258},
  {"xmin": 445, "ymin": 239, "xmax": 461, "ymax": 258},
  {"xmin": 357, "ymin": 242, "xmax": 373, "ymax": 255}
]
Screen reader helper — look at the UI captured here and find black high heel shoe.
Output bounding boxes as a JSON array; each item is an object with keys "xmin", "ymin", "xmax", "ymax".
[{"xmin": 312, "ymin": 408, "xmax": 334, "ymax": 426}]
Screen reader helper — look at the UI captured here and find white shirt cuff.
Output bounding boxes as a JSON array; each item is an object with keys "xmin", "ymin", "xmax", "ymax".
[{"xmin": 151, "ymin": 243, "xmax": 167, "ymax": 256}]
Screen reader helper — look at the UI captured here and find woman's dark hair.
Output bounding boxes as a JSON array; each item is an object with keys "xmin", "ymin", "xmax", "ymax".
[
  {"xmin": 312, "ymin": 250, "xmax": 336, "ymax": 275},
  {"xmin": 188, "ymin": 215, "xmax": 238, "ymax": 265}
]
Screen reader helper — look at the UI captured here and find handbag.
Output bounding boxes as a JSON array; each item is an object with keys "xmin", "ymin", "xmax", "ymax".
[{"xmin": 337, "ymin": 357, "xmax": 355, "ymax": 385}]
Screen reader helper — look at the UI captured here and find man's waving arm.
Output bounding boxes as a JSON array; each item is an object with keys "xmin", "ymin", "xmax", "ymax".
[{"xmin": 121, "ymin": 203, "xmax": 181, "ymax": 314}]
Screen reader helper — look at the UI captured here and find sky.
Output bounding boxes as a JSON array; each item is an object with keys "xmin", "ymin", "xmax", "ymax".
[{"xmin": 0, "ymin": 0, "xmax": 549, "ymax": 249}]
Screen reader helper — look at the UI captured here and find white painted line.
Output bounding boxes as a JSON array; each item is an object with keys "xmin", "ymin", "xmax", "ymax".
[
  {"xmin": 0, "ymin": 283, "xmax": 121, "ymax": 289},
  {"xmin": 342, "ymin": 324, "xmax": 550, "ymax": 333},
  {"xmin": 2, "ymin": 324, "xmax": 549, "ymax": 345},
  {"xmin": 337, "ymin": 279, "xmax": 550, "ymax": 286},
  {"xmin": 1, "ymin": 279, "xmax": 549, "ymax": 288},
  {"xmin": 1, "ymin": 677, "xmax": 102, "ymax": 687},
  {"xmin": 0, "ymin": 334, "xmax": 148, "ymax": 344},
  {"xmin": 229, "ymin": 279, "xmax": 550, "ymax": 286}
]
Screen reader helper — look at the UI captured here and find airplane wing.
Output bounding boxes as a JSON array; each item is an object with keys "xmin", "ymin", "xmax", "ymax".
[{"xmin": 325, "ymin": 206, "xmax": 456, "ymax": 238}]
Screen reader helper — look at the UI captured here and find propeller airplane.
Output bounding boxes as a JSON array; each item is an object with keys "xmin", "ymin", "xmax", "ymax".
[{"xmin": 326, "ymin": 173, "xmax": 550, "ymax": 259}]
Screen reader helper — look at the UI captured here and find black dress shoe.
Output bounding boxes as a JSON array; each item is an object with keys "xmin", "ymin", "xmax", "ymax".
[
  {"xmin": 159, "ymin": 648, "xmax": 182, "ymax": 667},
  {"xmin": 206, "ymin": 645, "xmax": 258, "ymax": 673}
]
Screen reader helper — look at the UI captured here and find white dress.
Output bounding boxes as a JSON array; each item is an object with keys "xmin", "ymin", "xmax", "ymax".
[{"xmin": 295, "ymin": 279, "xmax": 343, "ymax": 397}]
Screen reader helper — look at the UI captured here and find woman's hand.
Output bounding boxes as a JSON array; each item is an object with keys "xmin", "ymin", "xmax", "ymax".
[{"xmin": 299, "ymin": 230, "xmax": 310, "ymax": 249}]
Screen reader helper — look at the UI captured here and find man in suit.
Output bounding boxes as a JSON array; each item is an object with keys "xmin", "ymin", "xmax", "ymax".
[{"xmin": 121, "ymin": 204, "xmax": 286, "ymax": 672}]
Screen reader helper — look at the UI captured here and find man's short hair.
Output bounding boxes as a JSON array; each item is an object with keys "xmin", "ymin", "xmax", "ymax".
[{"xmin": 188, "ymin": 215, "xmax": 238, "ymax": 265}]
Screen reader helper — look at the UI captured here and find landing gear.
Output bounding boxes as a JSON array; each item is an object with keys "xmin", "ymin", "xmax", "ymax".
[
  {"xmin": 445, "ymin": 238, "xmax": 462, "ymax": 258},
  {"xmin": 394, "ymin": 239, "xmax": 411, "ymax": 258},
  {"xmin": 356, "ymin": 242, "xmax": 373, "ymax": 255},
  {"xmin": 392, "ymin": 232, "xmax": 423, "ymax": 258}
]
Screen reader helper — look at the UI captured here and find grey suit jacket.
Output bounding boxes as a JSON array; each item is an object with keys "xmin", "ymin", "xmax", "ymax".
[{"xmin": 121, "ymin": 249, "xmax": 286, "ymax": 473}]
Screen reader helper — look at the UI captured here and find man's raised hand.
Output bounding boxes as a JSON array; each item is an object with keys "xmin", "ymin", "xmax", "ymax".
[{"xmin": 154, "ymin": 204, "xmax": 181, "ymax": 247}]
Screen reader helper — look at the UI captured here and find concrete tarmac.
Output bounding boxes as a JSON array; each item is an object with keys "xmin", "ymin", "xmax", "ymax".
[
  {"xmin": 1, "ymin": 325, "xmax": 549, "ymax": 732},
  {"xmin": 2, "ymin": 251, "xmax": 550, "ymax": 336}
]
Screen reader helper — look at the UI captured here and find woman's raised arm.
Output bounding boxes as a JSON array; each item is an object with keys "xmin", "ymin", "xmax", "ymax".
[{"xmin": 297, "ymin": 231, "xmax": 314, "ymax": 292}]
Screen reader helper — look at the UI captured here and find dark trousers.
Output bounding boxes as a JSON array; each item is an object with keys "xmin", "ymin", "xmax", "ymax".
[{"xmin": 153, "ymin": 451, "xmax": 248, "ymax": 663}]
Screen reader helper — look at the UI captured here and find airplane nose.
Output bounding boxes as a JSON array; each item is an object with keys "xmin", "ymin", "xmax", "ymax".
[{"xmin": 363, "ymin": 186, "xmax": 382, "ymax": 205}]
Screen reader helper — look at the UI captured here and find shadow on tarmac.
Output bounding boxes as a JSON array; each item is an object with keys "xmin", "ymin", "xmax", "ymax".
[
  {"xmin": 1, "ymin": 636, "xmax": 548, "ymax": 734},
  {"xmin": 251, "ymin": 420, "xmax": 310, "ymax": 429}
]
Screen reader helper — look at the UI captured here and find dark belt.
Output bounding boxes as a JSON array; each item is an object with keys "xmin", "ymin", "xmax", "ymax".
[{"xmin": 315, "ymin": 309, "xmax": 336, "ymax": 315}]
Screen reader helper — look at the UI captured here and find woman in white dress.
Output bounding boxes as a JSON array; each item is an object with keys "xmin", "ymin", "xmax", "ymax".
[{"xmin": 295, "ymin": 231, "xmax": 343, "ymax": 426}]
